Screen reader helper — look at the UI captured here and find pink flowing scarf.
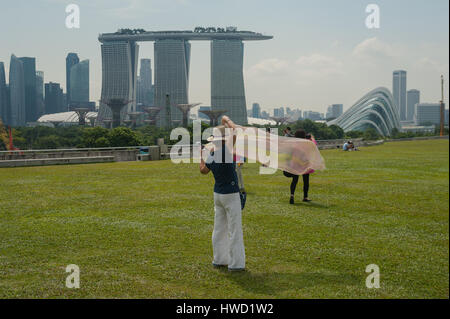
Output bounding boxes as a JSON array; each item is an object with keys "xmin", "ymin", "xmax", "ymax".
[{"xmin": 233, "ymin": 127, "xmax": 326, "ymax": 175}]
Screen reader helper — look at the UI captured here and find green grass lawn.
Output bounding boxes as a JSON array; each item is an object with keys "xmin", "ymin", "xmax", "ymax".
[{"xmin": 0, "ymin": 139, "xmax": 448, "ymax": 298}]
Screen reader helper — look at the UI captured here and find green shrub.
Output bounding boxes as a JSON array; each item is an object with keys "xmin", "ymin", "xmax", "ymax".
[{"xmin": 107, "ymin": 127, "xmax": 141, "ymax": 147}]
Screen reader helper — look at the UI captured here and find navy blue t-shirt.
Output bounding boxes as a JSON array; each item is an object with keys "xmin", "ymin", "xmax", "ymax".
[{"xmin": 205, "ymin": 147, "xmax": 240, "ymax": 194}]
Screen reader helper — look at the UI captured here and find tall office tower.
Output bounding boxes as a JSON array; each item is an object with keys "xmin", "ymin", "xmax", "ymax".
[
  {"xmin": 291, "ymin": 109, "xmax": 302, "ymax": 121},
  {"xmin": 414, "ymin": 103, "xmax": 441, "ymax": 125},
  {"xmin": 406, "ymin": 89, "xmax": 420, "ymax": 122},
  {"xmin": 393, "ymin": 70, "xmax": 407, "ymax": 121},
  {"xmin": 44, "ymin": 82, "xmax": 64, "ymax": 114},
  {"xmin": 136, "ymin": 76, "xmax": 142, "ymax": 105},
  {"xmin": 330, "ymin": 104, "xmax": 343, "ymax": 119},
  {"xmin": 252, "ymin": 103, "xmax": 261, "ymax": 118},
  {"xmin": 66, "ymin": 53, "xmax": 79, "ymax": 106},
  {"xmin": 154, "ymin": 40, "xmax": 190, "ymax": 127},
  {"xmin": 0, "ymin": 62, "xmax": 8, "ymax": 124},
  {"xmin": 211, "ymin": 40, "xmax": 247, "ymax": 125},
  {"xmin": 9, "ymin": 55, "xmax": 26, "ymax": 126},
  {"xmin": 18, "ymin": 57, "xmax": 37, "ymax": 123},
  {"xmin": 35, "ymin": 71, "xmax": 45, "ymax": 118},
  {"xmin": 139, "ymin": 58, "xmax": 153, "ymax": 106},
  {"xmin": 70, "ymin": 59, "xmax": 89, "ymax": 104},
  {"xmin": 303, "ymin": 111, "xmax": 322, "ymax": 121},
  {"xmin": 97, "ymin": 41, "xmax": 139, "ymax": 124}
]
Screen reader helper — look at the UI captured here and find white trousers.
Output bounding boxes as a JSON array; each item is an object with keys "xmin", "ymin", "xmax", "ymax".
[{"xmin": 212, "ymin": 192, "xmax": 246, "ymax": 270}]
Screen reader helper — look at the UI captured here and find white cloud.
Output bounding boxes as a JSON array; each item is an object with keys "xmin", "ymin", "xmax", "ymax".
[
  {"xmin": 295, "ymin": 54, "xmax": 344, "ymax": 78},
  {"xmin": 352, "ymin": 37, "xmax": 396, "ymax": 59},
  {"xmin": 246, "ymin": 58, "xmax": 289, "ymax": 77},
  {"xmin": 416, "ymin": 57, "xmax": 449, "ymax": 73}
]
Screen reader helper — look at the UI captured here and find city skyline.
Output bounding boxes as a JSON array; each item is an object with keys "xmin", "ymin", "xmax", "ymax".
[{"xmin": 0, "ymin": 0, "xmax": 448, "ymax": 117}]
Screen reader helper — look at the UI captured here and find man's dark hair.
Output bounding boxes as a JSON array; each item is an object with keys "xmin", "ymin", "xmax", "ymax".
[
  {"xmin": 295, "ymin": 129, "xmax": 306, "ymax": 138},
  {"xmin": 286, "ymin": 127, "xmax": 291, "ymax": 131}
]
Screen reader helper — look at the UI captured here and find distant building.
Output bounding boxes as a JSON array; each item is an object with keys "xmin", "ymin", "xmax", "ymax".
[
  {"xmin": 289, "ymin": 109, "xmax": 302, "ymax": 121},
  {"xmin": 303, "ymin": 110, "xmax": 322, "ymax": 121},
  {"xmin": 137, "ymin": 58, "xmax": 154, "ymax": 107},
  {"xmin": 445, "ymin": 109, "xmax": 449, "ymax": 126},
  {"xmin": 19, "ymin": 57, "xmax": 37, "ymax": 123},
  {"xmin": 273, "ymin": 107, "xmax": 285, "ymax": 118},
  {"xmin": 406, "ymin": 89, "xmax": 420, "ymax": 122},
  {"xmin": 414, "ymin": 103, "xmax": 441, "ymax": 125},
  {"xmin": 154, "ymin": 40, "xmax": 189, "ymax": 127},
  {"xmin": 401, "ymin": 125, "xmax": 435, "ymax": 133},
  {"xmin": 66, "ymin": 53, "xmax": 80, "ymax": 106},
  {"xmin": 37, "ymin": 111, "xmax": 97, "ymax": 126},
  {"xmin": 70, "ymin": 59, "xmax": 89, "ymax": 104},
  {"xmin": 393, "ymin": 70, "xmax": 407, "ymax": 121},
  {"xmin": 252, "ymin": 103, "xmax": 261, "ymax": 118},
  {"xmin": 211, "ymin": 39, "xmax": 248, "ymax": 125},
  {"xmin": 327, "ymin": 87, "xmax": 401, "ymax": 136},
  {"xmin": 69, "ymin": 101, "xmax": 96, "ymax": 111},
  {"xmin": 36, "ymin": 71, "xmax": 45, "ymax": 119},
  {"xmin": 326, "ymin": 104, "xmax": 343, "ymax": 120},
  {"xmin": 97, "ymin": 41, "xmax": 139, "ymax": 124},
  {"xmin": 0, "ymin": 62, "xmax": 8, "ymax": 124},
  {"xmin": 261, "ymin": 110, "xmax": 269, "ymax": 119},
  {"xmin": 45, "ymin": 82, "xmax": 64, "ymax": 114},
  {"xmin": 9, "ymin": 55, "xmax": 26, "ymax": 127}
]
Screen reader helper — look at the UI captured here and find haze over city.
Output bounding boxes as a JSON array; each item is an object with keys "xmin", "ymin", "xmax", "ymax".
[{"xmin": 0, "ymin": 0, "xmax": 448, "ymax": 114}]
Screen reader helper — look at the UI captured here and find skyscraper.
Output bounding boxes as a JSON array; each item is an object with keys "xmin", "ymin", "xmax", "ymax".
[
  {"xmin": 414, "ymin": 103, "xmax": 441, "ymax": 125},
  {"xmin": 406, "ymin": 89, "xmax": 420, "ymax": 122},
  {"xmin": 36, "ymin": 71, "xmax": 45, "ymax": 118},
  {"xmin": 393, "ymin": 70, "xmax": 407, "ymax": 121},
  {"xmin": 138, "ymin": 58, "xmax": 153, "ymax": 106},
  {"xmin": 326, "ymin": 104, "xmax": 343, "ymax": 120},
  {"xmin": 66, "ymin": 53, "xmax": 80, "ymax": 106},
  {"xmin": 211, "ymin": 39, "xmax": 247, "ymax": 125},
  {"xmin": 97, "ymin": 41, "xmax": 139, "ymax": 124},
  {"xmin": 252, "ymin": 103, "xmax": 261, "ymax": 118},
  {"xmin": 9, "ymin": 55, "xmax": 26, "ymax": 127},
  {"xmin": 70, "ymin": 59, "xmax": 89, "ymax": 104},
  {"xmin": 0, "ymin": 62, "xmax": 8, "ymax": 124},
  {"xmin": 18, "ymin": 57, "xmax": 37, "ymax": 123},
  {"xmin": 154, "ymin": 39, "xmax": 190, "ymax": 127},
  {"xmin": 45, "ymin": 82, "xmax": 64, "ymax": 114}
]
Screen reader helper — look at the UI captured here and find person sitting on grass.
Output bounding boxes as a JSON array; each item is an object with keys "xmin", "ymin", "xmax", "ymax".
[
  {"xmin": 343, "ymin": 141, "xmax": 354, "ymax": 151},
  {"xmin": 199, "ymin": 116, "xmax": 246, "ymax": 272}
]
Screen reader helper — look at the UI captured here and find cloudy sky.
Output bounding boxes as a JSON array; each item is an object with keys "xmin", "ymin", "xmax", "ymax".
[{"xmin": 0, "ymin": 0, "xmax": 448, "ymax": 114}]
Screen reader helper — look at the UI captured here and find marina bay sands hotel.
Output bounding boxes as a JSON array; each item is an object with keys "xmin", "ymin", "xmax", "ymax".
[{"xmin": 97, "ymin": 27, "xmax": 273, "ymax": 126}]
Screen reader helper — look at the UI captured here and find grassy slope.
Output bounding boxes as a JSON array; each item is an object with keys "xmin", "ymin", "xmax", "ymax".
[{"xmin": 0, "ymin": 140, "xmax": 448, "ymax": 298}]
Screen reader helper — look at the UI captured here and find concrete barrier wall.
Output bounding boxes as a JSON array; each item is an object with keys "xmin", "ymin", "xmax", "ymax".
[
  {"xmin": 0, "ymin": 156, "xmax": 115, "ymax": 168},
  {"xmin": 385, "ymin": 136, "xmax": 449, "ymax": 143},
  {"xmin": 1, "ymin": 136, "xmax": 446, "ymax": 168},
  {"xmin": 0, "ymin": 149, "xmax": 138, "ymax": 162}
]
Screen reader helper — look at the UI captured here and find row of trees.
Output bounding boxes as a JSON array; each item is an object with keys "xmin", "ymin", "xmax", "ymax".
[
  {"xmin": 2, "ymin": 120, "xmax": 446, "ymax": 151},
  {"xmin": 7, "ymin": 126, "xmax": 142, "ymax": 150}
]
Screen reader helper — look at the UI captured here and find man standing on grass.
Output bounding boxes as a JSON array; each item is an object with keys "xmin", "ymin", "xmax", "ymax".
[{"xmin": 199, "ymin": 116, "xmax": 245, "ymax": 272}]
